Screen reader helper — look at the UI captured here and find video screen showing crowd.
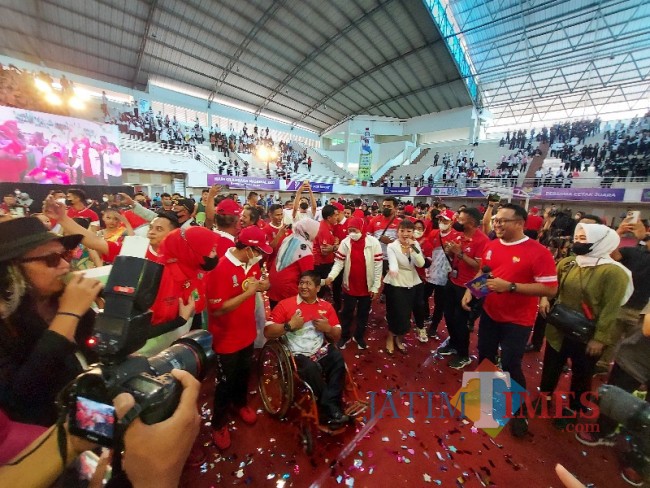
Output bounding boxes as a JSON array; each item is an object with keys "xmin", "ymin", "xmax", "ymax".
[{"xmin": 0, "ymin": 178, "xmax": 648, "ymax": 487}]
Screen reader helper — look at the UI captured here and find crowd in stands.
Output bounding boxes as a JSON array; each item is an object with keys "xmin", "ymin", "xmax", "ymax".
[{"xmin": 1, "ymin": 182, "xmax": 648, "ymax": 486}]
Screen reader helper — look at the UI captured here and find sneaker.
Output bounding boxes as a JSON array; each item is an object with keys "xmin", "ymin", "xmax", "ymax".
[
  {"xmin": 212, "ymin": 426, "xmax": 231, "ymax": 450},
  {"xmin": 325, "ymin": 410, "xmax": 350, "ymax": 430},
  {"xmin": 353, "ymin": 337, "xmax": 368, "ymax": 350},
  {"xmin": 575, "ymin": 430, "xmax": 616, "ymax": 447},
  {"xmin": 438, "ymin": 345, "xmax": 457, "ymax": 356},
  {"xmin": 238, "ymin": 406, "xmax": 257, "ymax": 425},
  {"xmin": 621, "ymin": 466, "xmax": 644, "ymax": 486},
  {"xmin": 510, "ymin": 417, "xmax": 529, "ymax": 438},
  {"xmin": 449, "ymin": 357, "xmax": 472, "ymax": 369},
  {"xmin": 338, "ymin": 338, "xmax": 349, "ymax": 349},
  {"xmin": 417, "ymin": 328, "xmax": 429, "ymax": 343}
]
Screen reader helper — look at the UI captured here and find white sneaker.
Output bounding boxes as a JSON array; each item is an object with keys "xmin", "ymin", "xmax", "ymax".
[{"xmin": 417, "ymin": 328, "xmax": 429, "ymax": 343}]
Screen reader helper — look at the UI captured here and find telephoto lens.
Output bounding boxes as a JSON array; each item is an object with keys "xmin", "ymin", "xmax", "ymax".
[{"xmin": 147, "ymin": 330, "xmax": 215, "ymax": 380}]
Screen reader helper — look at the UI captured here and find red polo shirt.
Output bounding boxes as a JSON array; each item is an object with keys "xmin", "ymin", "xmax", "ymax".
[
  {"xmin": 449, "ymin": 229, "xmax": 489, "ymax": 286},
  {"xmin": 67, "ymin": 206, "xmax": 100, "ymax": 225},
  {"xmin": 206, "ymin": 250, "xmax": 261, "ymax": 354},
  {"xmin": 267, "ymin": 255, "xmax": 314, "ymax": 303},
  {"xmin": 525, "ymin": 214, "xmax": 544, "ymax": 232},
  {"xmin": 313, "ymin": 220, "xmax": 336, "ymax": 266},
  {"xmin": 263, "ymin": 222, "xmax": 290, "ymax": 267}
]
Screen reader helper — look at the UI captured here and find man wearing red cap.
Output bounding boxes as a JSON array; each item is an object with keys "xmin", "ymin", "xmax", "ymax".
[
  {"xmin": 206, "ymin": 226, "xmax": 271, "ymax": 450},
  {"xmin": 324, "ymin": 217, "xmax": 383, "ymax": 349},
  {"xmin": 403, "ymin": 204, "xmax": 417, "ymax": 222},
  {"xmin": 211, "ymin": 197, "xmax": 243, "ymax": 258}
]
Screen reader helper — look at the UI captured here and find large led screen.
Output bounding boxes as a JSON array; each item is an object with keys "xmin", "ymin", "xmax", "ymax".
[{"xmin": 0, "ymin": 106, "xmax": 122, "ymax": 185}]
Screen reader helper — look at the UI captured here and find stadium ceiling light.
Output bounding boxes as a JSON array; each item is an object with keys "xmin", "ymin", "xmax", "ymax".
[
  {"xmin": 45, "ymin": 92, "xmax": 62, "ymax": 105},
  {"xmin": 68, "ymin": 96, "xmax": 85, "ymax": 110},
  {"xmin": 34, "ymin": 78, "xmax": 52, "ymax": 93}
]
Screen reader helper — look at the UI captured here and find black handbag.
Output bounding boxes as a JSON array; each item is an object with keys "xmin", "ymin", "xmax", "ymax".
[{"xmin": 546, "ymin": 261, "xmax": 596, "ymax": 344}]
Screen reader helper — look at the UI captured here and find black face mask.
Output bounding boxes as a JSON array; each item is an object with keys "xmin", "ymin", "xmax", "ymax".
[
  {"xmin": 382, "ymin": 208, "xmax": 392, "ymax": 218},
  {"xmin": 201, "ymin": 255, "xmax": 218, "ymax": 271},
  {"xmin": 572, "ymin": 242, "xmax": 593, "ymax": 256},
  {"xmin": 299, "ymin": 202, "xmax": 309, "ymax": 210},
  {"xmin": 452, "ymin": 222, "xmax": 465, "ymax": 232},
  {"xmin": 65, "ymin": 199, "xmax": 73, "ymax": 206}
]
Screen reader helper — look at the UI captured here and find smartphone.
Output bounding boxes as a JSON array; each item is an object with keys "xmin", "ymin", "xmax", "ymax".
[
  {"xmin": 69, "ymin": 395, "xmax": 116, "ymax": 446},
  {"xmin": 627, "ymin": 210, "xmax": 640, "ymax": 224}
]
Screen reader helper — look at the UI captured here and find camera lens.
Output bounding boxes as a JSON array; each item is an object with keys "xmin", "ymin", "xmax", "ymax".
[{"xmin": 147, "ymin": 330, "xmax": 215, "ymax": 380}]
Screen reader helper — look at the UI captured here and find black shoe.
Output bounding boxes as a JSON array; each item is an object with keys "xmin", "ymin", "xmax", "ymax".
[
  {"xmin": 510, "ymin": 417, "xmax": 529, "ymax": 438},
  {"xmin": 337, "ymin": 338, "xmax": 349, "ymax": 349},
  {"xmin": 525, "ymin": 344, "xmax": 541, "ymax": 353},
  {"xmin": 326, "ymin": 410, "xmax": 350, "ymax": 429}
]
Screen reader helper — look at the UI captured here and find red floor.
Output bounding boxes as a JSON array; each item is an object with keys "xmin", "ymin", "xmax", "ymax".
[{"xmin": 181, "ymin": 304, "xmax": 630, "ymax": 487}]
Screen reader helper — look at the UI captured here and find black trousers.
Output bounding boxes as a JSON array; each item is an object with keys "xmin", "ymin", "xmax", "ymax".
[
  {"xmin": 529, "ymin": 312, "xmax": 547, "ymax": 350},
  {"xmin": 412, "ymin": 282, "xmax": 427, "ymax": 329},
  {"xmin": 598, "ymin": 363, "xmax": 649, "ymax": 436},
  {"xmin": 339, "ymin": 293, "xmax": 372, "ymax": 342},
  {"xmin": 294, "ymin": 344, "xmax": 345, "ymax": 418},
  {"xmin": 425, "ymin": 282, "xmax": 447, "ymax": 332},
  {"xmin": 212, "ymin": 343, "xmax": 254, "ymax": 429},
  {"xmin": 539, "ymin": 337, "xmax": 600, "ymax": 412},
  {"xmin": 478, "ymin": 312, "xmax": 531, "ymax": 389},
  {"xmin": 444, "ymin": 281, "xmax": 471, "ymax": 357}
]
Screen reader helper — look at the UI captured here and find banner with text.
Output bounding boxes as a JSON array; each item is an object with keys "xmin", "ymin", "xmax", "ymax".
[
  {"xmin": 286, "ymin": 180, "xmax": 333, "ymax": 193},
  {"xmin": 207, "ymin": 174, "xmax": 280, "ymax": 190},
  {"xmin": 540, "ymin": 187, "xmax": 625, "ymax": 202},
  {"xmin": 383, "ymin": 187, "xmax": 411, "ymax": 195},
  {"xmin": 641, "ymin": 188, "xmax": 650, "ymax": 202},
  {"xmin": 416, "ymin": 187, "xmax": 467, "ymax": 197},
  {"xmin": 358, "ymin": 128, "xmax": 373, "ymax": 182}
]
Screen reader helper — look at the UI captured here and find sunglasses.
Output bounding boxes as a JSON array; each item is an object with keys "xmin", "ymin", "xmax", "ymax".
[{"xmin": 18, "ymin": 250, "xmax": 74, "ymax": 267}]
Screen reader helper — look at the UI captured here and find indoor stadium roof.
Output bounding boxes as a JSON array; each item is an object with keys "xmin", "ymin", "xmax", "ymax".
[{"xmin": 0, "ymin": 0, "xmax": 474, "ymax": 134}]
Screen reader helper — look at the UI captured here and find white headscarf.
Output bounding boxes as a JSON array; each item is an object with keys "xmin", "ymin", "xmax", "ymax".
[
  {"xmin": 274, "ymin": 217, "xmax": 319, "ymax": 272},
  {"xmin": 574, "ymin": 223, "xmax": 633, "ymax": 304}
]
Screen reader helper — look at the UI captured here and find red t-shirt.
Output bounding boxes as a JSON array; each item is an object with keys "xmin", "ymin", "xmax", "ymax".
[
  {"xmin": 449, "ymin": 229, "xmax": 489, "ymax": 286},
  {"xmin": 267, "ymin": 255, "xmax": 314, "ymax": 302},
  {"xmin": 123, "ymin": 209, "xmax": 149, "ymax": 229},
  {"xmin": 214, "ymin": 230, "xmax": 236, "ymax": 259},
  {"xmin": 101, "ymin": 240, "xmax": 164, "ymax": 264},
  {"xmin": 481, "ymin": 237, "xmax": 558, "ymax": 327},
  {"xmin": 428, "ymin": 229, "xmax": 461, "ymax": 249},
  {"xmin": 67, "ymin": 206, "xmax": 100, "ymax": 225},
  {"xmin": 525, "ymin": 214, "xmax": 544, "ymax": 232},
  {"xmin": 206, "ymin": 251, "xmax": 261, "ymax": 353},
  {"xmin": 313, "ymin": 220, "xmax": 336, "ymax": 266},
  {"xmin": 368, "ymin": 215, "xmax": 401, "ymax": 258},
  {"xmin": 333, "ymin": 220, "xmax": 348, "ymax": 243},
  {"xmin": 346, "ymin": 239, "xmax": 369, "ymax": 296},
  {"xmin": 263, "ymin": 222, "xmax": 290, "ymax": 268},
  {"xmin": 150, "ymin": 263, "xmax": 207, "ymax": 325},
  {"xmin": 415, "ymin": 237, "xmax": 434, "ymax": 281}
]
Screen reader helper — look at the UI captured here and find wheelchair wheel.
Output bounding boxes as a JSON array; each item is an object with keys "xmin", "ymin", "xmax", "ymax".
[
  {"xmin": 257, "ymin": 339, "xmax": 294, "ymax": 418},
  {"xmin": 300, "ymin": 424, "xmax": 314, "ymax": 455}
]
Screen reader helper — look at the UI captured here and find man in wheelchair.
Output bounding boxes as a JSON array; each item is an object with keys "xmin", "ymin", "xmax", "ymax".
[{"xmin": 264, "ymin": 270, "xmax": 350, "ymax": 429}]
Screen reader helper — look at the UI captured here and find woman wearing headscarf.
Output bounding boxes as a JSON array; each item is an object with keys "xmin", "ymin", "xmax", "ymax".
[
  {"xmin": 267, "ymin": 217, "xmax": 318, "ymax": 310},
  {"xmin": 383, "ymin": 219, "xmax": 425, "ymax": 355},
  {"xmin": 538, "ymin": 223, "xmax": 633, "ymax": 425}
]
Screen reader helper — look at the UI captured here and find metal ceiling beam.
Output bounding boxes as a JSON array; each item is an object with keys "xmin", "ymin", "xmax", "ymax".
[
  {"xmin": 131, "ymin": 0, "xmax": 158, "ymax": 87},
  {"xmin": 253, "ymin": 0, "xmax": 395, "ymax": 118},
  {"xmin": 207, "ymin": 0, "xmax": 288, "ymax": 107}
]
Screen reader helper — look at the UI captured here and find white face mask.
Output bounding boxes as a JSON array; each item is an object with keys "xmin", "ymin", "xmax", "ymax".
[
  {"xmin": 102, "ymin": 197, "xmax": 109, "ymax": 202},
  {"xmin": 57, "ymin": 198, "xmax": 66, "ymax": 205},
  {"xmin": 247, "ymin": 249, "xmax": 263, "ymax": 265},
  {"xmin": 414, "ymin": 230, "xmax": 424, "ymax": 239},
  {"xmin": 439, "ymin": 222, "xmax": 451, "ymax": 231},
  {"xmin": 349, "ymin": 231, "xmax": 362, "ymax": 241}
]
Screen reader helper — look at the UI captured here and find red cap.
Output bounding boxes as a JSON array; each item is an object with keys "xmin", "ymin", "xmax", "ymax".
[
  {"xmin": 404, "ymin": 204, "xmax": 415, "ymax": 215},
  {"xmin": 530, "ymin": 206, "xmax": 539, "ymax": 214},
  {"xmin": 216, "ymin": 199, "xmax": 242, "ymax": 216},
  {"xmin": 437, "ymin": 209, "xmax": 456, "ymax": 221},
  {"xmin": 331, "ymin": 201, "xmax": 344, "ymax": 212},
  {"xmin": 237, "ymin": 226, "xmax": 272, "ymax": 254}
]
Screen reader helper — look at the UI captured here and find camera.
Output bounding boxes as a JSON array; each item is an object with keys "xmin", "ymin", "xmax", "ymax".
[
  {"xmin": 598, "ymin": 384, "xmax": 649, "ymax": 481},
  {"xmin": 65, "ymin": 256, "xmax": 215, "ymax": 447}
]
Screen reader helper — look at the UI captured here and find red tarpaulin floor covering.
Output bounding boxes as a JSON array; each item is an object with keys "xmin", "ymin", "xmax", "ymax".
[{"xmin": 181, "ymin": 304, "xmax": 629, "ymax": 487}]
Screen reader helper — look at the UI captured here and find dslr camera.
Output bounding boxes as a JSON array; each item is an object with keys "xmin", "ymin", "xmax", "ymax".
[{"xmin": 64, "ymin": 256, "xmax": 215, "ymax": 447}]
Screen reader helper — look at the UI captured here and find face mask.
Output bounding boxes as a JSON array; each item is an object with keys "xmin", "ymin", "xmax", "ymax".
[
  {"xmin": 439, "ymin": 222, "xmax": 451, "ymax": 231},
  {"xmin": 247, "ymin": 249, "xmax": 262, "ymax": 265},
  {"xmin": 65, "ymin": 199, "xmax": 73, "ymax": 206},
  {"xmin": 57, "ymin": 198, "xmax": 66, "ymax": 205},
  {"xmin": 102, "ymin": 197, "xmax": 109, "ymax": 202},
  {"xmin": 382, "ymin": 208, "xmax": 392, "ymax": 217},
  {"xmin": 201, "ymin": 255, "xmax": 218, "ymax": 271},
  {"xmin": 349, "ymin": 232, "xmax": 362, "ymax": 241},
  {"xmin": 299, "ymin": 202, "xmax": 309, "ymax": 210},
  {"xmin": 452, "ymin": 222, "xmax": 465, "ymax": 232},
  {"xmin": 572, "ymin": 242, "xmax": 593, "ymax": 256},
  {"xmin": 414, "ymin": 230, "xmax": 424, "ymax": 239}
]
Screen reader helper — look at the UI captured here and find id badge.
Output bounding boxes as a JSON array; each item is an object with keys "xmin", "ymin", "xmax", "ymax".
[{"xmin": 450, "ymin": 269, "xmax": 458, "ymax": 279}]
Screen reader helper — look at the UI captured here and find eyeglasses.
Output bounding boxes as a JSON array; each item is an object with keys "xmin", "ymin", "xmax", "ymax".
[
  {"xmin": 18, "ymin": 250, "xmax": 74, "ymax": 267},
  {"xmin": 492, "ymin": 218, "xmax": 523, "ymax": 225}
]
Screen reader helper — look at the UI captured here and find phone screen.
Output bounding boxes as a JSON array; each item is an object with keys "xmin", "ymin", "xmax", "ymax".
[
  {"xmin": 627, "ymin": 211, "xmax": 640, "ymax": 224},
  {"xmin": 72, "ymin": 396, "xmax": 116, "ymax": 442}
]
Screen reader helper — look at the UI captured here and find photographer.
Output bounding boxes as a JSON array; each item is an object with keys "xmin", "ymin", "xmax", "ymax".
[
  {"xmin": 0, "ymin": 369, "xmax": 200, "ymax": 488},
  {"xmin": 0, "ymin": 217, "xmax": 103, "ymax": 426}
]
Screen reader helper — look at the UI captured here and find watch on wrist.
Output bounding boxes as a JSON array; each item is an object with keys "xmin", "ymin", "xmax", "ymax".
[
  {"xmin": 283, "ymin": 322, "xmax": 292, "ymax": 333},
  {"xmin": 509, "ymin": 282, "xmax": 517, "ymax": 293}
]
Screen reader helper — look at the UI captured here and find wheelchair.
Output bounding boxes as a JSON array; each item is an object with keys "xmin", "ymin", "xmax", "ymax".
[{"xmin": 257, "ymin": 338, "xmax": 368, "ymax": 454}]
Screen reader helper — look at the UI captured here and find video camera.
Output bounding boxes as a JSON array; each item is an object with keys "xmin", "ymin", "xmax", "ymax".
[
  {"xmin": 64, "ymin": 256, "xmax": 215, "ymax": 447},
  {"xmin": 599, "ymin": 384, "xmax": 650, "ymax": 481}
]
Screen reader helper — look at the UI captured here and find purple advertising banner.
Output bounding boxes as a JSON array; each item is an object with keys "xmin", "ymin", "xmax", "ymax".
[
  {"xmin": 641, "ymin": 188, "xmax": 650, "ymax": 202},
  {"xmin": 416, "ymin": 187, "xmax": 466, "ymax": 197},
  {"xmin": 540, "ymin": 187, "xmax": 625, "ymax": 202},
  {"xmin": 383, "ymin": 186, "xmax": 411, "ymax": 195},
  {"xmin": 286, "ymin": 180, "xmax": 334, "ymax": 193},
  {"xmin": 207, "ymin": 174, "xmax": 280, "ymax": 190}
]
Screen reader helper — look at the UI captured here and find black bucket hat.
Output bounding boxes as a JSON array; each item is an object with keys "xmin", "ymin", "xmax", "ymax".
[{"xmin": 0, "ymin": 217, "xmax": 83, "ymax": 263}]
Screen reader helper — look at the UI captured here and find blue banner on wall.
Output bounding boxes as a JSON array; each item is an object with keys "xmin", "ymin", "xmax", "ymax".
[
  {"xmin": 286, "ymin": 180, "xmax": 333, "ymax": 193},
  {"xmin": 383, "ymin": 187, "xmax": 411, "ymax": 195}
]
